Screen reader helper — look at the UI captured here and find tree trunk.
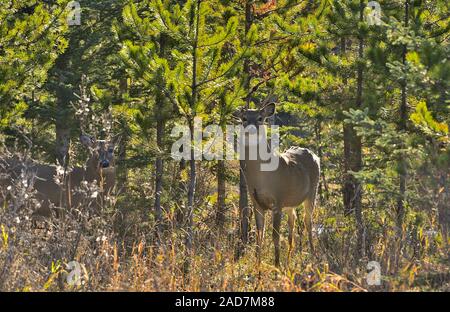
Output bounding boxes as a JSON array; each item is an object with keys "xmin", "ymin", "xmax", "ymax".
[
  {"xmin": 116, "ymin": 76, "xmax": 129, "ymax": 191},
  {"xmin": 237, "ymin": 0, "xmax": 253, "ymax": 249},
  {"xmin": 185, "ymin": 122, "xmax": 196, "ymax": 252},
  {"xmin": 185, "ymin": 0, "xmax": 201, "ymax": 255},
  {"xmin": 315, "ymin": 117, "xmax": 328, "ymax": 201},
  {"xmin": 154, "ymin": 33, "xmax": 167, "ymax": 242},
  {"xmin": 353, "ymin": 0, "xmax": 365, "ymax": 259},
  {"xmin": 154, "ymin": 118, "xmax": 164, "ymax": 242},
  {"xmin": 176, "ymin": 158, "xmax": 186, "ymax": 225},
  {"xmin": 55, "ymin": 111, "xmax": 70, "ymax": 211},
  {"xmin": 341, "ymin": 36, "xmax": 352, "ymax": 216},
  {"xmin": 395, "ymin": 0, "xmax": 410, "ymax": 269},
  {"xmin": 239, "ymin": 161, "xmax": 250, "ymax": 246},
  {"xmin": 216, "ymin": 159, "xmax": 226, "ymax": 229},
  {"xmin": 342, "ymin": 2, "xmax": 364, "ymax": 259}
]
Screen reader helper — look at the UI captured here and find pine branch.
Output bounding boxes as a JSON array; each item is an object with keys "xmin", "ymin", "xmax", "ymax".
[
  {"xmin": 254, "ymin": 1, "xmax": 305, "ymax": 20},
  {"xmin": 195, "ymin": 47, "xmax": 248, "ymax": 88}
]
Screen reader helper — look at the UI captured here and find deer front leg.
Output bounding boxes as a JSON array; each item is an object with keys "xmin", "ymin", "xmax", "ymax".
[
  {"xmin": 272, "ymin": 209, "xmax": 282, "ymax": 267},
  {"xmin": 254, "ymin": 206, "xmax": 265, "ymax": 267}
]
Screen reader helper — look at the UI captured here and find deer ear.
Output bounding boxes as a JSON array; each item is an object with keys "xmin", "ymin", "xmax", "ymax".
[
  {"xmin": 80, "ymin": 134, "xmax": 95, "ymax": 148},
  {"xmin": 261, "ymin": 102, "xmax": 276, "ymax": 118}
]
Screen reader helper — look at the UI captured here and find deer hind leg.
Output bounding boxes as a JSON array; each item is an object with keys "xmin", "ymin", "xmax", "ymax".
[
  {"xmin": 287, "ymin": 208, "xmax": 297, "ymax": 264},
  {"xmin": 303, "ymin": 198, "xmax": 315, "ymax": 253},
  {"xmin": 254, "ymin": 206, "xmax": 266, "ymax": 267},
  {"xmin": 272, "ymin": 209, "xmax": 282, "ymax": 267}
]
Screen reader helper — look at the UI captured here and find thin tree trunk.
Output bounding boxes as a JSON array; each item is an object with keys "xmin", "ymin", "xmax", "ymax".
[
  {"xmin": 186, "ymin": 122, "xmax": 196, "ymax": 252},
  {"xmin": 116, "ymin": 76, "xmax": 129, "ymax": 192},
  {"xmin": 343, "ymin": 124, "xmax": 354, "ymax": 213},
  {"xmin": 154, "ymin": 118, "xmax": 164, "ymax": 241},
  {"xmin": 216, "ymin": 159, "xmax": 226, "ymax": 229},
  {"xmin": 342, "ymin": 2, "xmax": 364, "ymax": 259},
  {"xmin": 185, "ymin": 0, "xmax": 201, "ymax": 255},
  {"xmin": 176, "ymin": 158, "xmax": 186, "ymax": 225},
  {"xmin": 55, "ymin": 113, "xmax": 71, "ymax": 210},
  {"xmin": 341, "ymin": 33, "xmax": 362, "ymax": 224},
  {"xmin": 237, "ymin": 0, "xmax": 253, "ymax": 250},
  {"xmin": 353, "ymin": 0, "xmax": 365, "ymax": 259},
  {"xmin": 395, "ymin": 0, "xmax": 410, "ymax": 269},
  {"xmin": 239, "ymin": 162, "xmax": 250, "ymax": 245},
  {"xmin": 154, "ymin": 33, "xmax": 167, "ymax": 242},
  {"xmin": 341, "ymin": 36, "xmax": 353, "ymax": 216},
  {"xmin": 315, "ymin": 117, "xmax": 328, "ymax": 201}
]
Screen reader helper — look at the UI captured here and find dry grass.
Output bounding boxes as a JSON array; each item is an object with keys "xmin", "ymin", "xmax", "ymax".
[
  {"xmin": 1, "ymin": 201, "xmax": 448, "ymax": 291},
  {"xmin": 0, "ymin": 156, "xmax": 448, "ymax": 292}
]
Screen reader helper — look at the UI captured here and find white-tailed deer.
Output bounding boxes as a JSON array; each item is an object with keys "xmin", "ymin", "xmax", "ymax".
[
  {"xmin": 0, "ymin": 134, "xmax": 116, "ymax": 217},
  {"xmin": 234, "ymin": 103, "xmax": 320, "ymax": 267}
]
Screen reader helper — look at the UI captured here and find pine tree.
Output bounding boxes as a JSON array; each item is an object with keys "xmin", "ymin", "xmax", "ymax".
[
  {"xmin": 317, "ymin": 0, "xmax": 367, "ymax": 258},
  {"xmin": 41, "ymin": 0, "xmax": 126, "ymax": 166},
  {"xmin": 119, "ymin": 0, "xmax": 244, "ymax": 255},
  {"xmin": 118, "ymin": 1, "xmax": 179, "ymax": 241},
  {"xmin": 277, "ymin": 0, "xmax": 369, "ymax": 257},
  {"xmin": 342, "ymin": 0, "xmax": 449, "ymax": 266},
  {"xmin": 0, "ymin": 1, "xmax": 68, "ymax": 134}
]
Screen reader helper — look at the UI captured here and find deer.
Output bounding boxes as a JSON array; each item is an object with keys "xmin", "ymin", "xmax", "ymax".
[
  {"xmin": 0, "ymin": 134, "xmax": 116, "ymax": 217},
  {"xmin": 233, "ymin": 102, "xmax": 320, "ymax": 267}
]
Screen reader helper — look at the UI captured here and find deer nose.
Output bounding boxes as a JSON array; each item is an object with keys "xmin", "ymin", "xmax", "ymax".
[
  {"xmin": 247, "ymin": 125, "xmax": 257, "ymax": 135},
  {"xmin": 100, "ymin": 159, "xmax": 110, "ymax": 168}
]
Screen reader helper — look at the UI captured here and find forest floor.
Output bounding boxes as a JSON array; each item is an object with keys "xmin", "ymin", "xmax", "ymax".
[{"xmin": 1, "ymin": 205, "xmax": 448, "ymax": 292}]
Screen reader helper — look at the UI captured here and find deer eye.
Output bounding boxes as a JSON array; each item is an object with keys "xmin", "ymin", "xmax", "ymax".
[{"xmin": 258, "ymin": 117, "xmax": 263, "ymax": 122}]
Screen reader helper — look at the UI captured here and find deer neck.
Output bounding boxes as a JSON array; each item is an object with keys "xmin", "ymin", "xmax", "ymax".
[
  {"xmin": 243, "ymin": 139, "xmax": 278, "ymax": 179},
  {"xmin": 84, "ymin": 156, "xmax": 100, "ymax": 182}
]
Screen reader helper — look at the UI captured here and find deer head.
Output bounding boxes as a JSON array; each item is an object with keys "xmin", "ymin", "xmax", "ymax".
[
  {"xmin": 79, "ymin": 134, "xmax": 116, "ymax": 171},
  {"xmin": 233, "ymin": 102, "xmax": 276, "ymax": 147}
]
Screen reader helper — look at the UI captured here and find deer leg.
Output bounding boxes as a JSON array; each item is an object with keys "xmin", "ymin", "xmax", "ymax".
[
  {"xmin": 272, "ymin": 209, "xmax": 282, "ymax": 268},
  {"xmin": 287, "ymin": 208, "xmax": 297, "ymax": 264},
  {"xmin": 304, "ymin": 199, "xmax": 314, "ymax": 253},
  {"xmin": 254, "ymin": 207, "xmax": 265, "ymax": 267}
]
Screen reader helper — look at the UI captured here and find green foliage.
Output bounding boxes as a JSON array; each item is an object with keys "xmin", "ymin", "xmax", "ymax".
[
  {"xmin": 0, "ymin": 0, "xmax": 449, "ymax": 291},
  {"xmin": 0, "ymin": 1, "xmax": 69, "ymax": 123},
  {"xmin": 410, "ymin": 101, "xmax": 448, "ymax": 135}
]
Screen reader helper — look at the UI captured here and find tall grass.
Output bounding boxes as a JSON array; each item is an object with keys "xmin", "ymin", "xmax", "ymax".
[{"xmin": 0, "ymin": 152, "xmax": 448, "ymax": 291}]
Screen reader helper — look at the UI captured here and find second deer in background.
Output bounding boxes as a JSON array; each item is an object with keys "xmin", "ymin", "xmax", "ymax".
[{"xmin": 0, "ymin": 135, "xmax": 116, "ymax": 217}]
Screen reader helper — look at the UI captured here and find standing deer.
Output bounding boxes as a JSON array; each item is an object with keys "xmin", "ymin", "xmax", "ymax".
[
  {"xmin": 234, "ymin": 103, "xmax": 320, "ymax": 267},
  {"xmin": 0, "ymin": 134, "xmax": 116, "ymax": 217}
]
